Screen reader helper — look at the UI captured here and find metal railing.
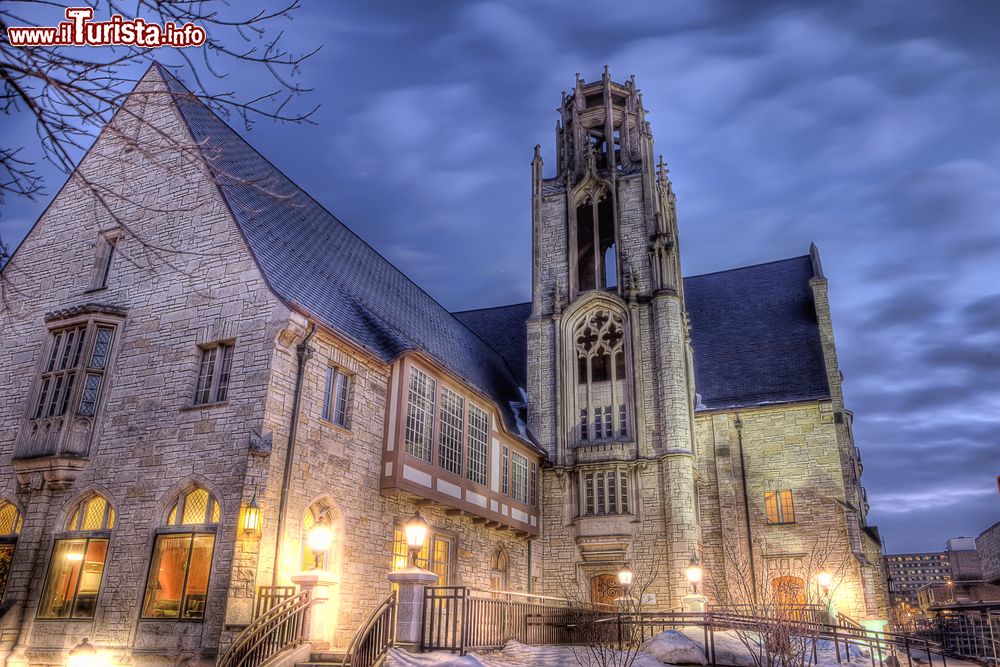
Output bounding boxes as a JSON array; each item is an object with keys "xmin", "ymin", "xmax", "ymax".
[
  {"xmin": 254, "ymin": 585, "xmax": 297, "ymax": 619},
  {"xmin": 342, "ymin": 591, "xmax": 397, "ymax": 667},
  {"xmin": 921, "ymin": 609, "xmax": 1000, "ymax": 661},
  {"xmin": 218, "ymin": 590, "xmax": 312, "ymax": 667},
  {"xmin": 419, "ymin": 586, "xmax": 947, "ymax": 667}
]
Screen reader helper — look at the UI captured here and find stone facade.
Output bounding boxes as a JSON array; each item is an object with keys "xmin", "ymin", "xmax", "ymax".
[
  {"xmin": 977, "ymin": 522, "xmax": 1000, "ymax": 584},
  {"xmin": 0, "ymin": 66, "xmax": 888, "ymax": 666},
  {"xmin": 0, "ymin": 67, "xmax": 530, "ymax": 665}
]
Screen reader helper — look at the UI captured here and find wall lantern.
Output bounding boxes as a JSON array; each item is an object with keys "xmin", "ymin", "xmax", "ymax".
[
  {"xmin": 67, "ymin": 638, "xmax": 102, "ymax": 667},
  {"xmin": 685, "ymin": 553, "xmax": 703, "ymax": 594},
  {"xmin": 306, "ymin": 515, "xmax": 333, "ymax": 569},
  {"xmin": 404, "ymin": 511, "xmax": 428, "ymax": 567},
  {"xmin": 243, "ymin": 494, "xmax": 261, "ymax": 535}
]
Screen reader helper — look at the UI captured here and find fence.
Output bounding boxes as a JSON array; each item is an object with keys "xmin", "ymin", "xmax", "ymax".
[{"xmin": 922, "ymin": 609, "xmax": 1000, "ymax": 662}]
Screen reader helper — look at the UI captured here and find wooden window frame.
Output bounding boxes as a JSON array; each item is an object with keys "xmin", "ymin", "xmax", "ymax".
[
  {"xmin": 322, "ymin": 366, "xmax": 352, "ymax": 429},
  {"xmin": 193, "ymin": 341, "xmax": 234, "ymax": 406},
  {"xmin": 764, "ymin": 489, "xmax": 796, "ymax": 525}
]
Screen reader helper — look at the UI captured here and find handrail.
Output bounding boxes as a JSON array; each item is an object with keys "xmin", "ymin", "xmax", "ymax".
[
  {"xmin": 218, "ymin": 590, "xmax": 312, "ymax": 667},
  {"xmin": 342, "ymin": 591, "xmax": 397, "ymax": 667}
]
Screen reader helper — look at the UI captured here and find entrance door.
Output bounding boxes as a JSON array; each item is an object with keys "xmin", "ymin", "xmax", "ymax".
[
  {"xmin": 772, "ymin": 576, "xmax": 806, "ymax": 606},
  {"xmin": 590, "ymin": 574, "xmax": 623, "ymax": 607}
]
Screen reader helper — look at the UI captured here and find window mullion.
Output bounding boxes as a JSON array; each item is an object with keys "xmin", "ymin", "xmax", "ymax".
[
  {"xmin": 210, "ymin": 346, "xmax": 224, "ymax": 402},
  {"xmin": 591, "ymin": 199, "xmax": 600, "ymax": 288},
  {"xmin": 178, "ymin": 534, "xmax": 195, "ymax": 617},
  {"xmin": 67, "ymin": 538, "xmax": 89, "ymax": 617}
]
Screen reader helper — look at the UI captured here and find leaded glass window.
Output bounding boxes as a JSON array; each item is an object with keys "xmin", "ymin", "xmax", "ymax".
[
  {"xmin": 404, "ymin": 367, "xmax": 435, "ymax": 462},
  {"xmin": 438, "ymin": 387, "xmax": 464, "ymax": 475},
  {"xmin": 466, "ymin": 404, "xmax": 489, "ymax": 486},
  {"xmin": 572, "ymin": 309, "xmax": 629, "ymax": 444}
]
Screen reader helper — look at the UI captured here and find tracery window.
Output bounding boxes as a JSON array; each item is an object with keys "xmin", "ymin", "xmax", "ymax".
[
  {"xmin": 580, "ymin": 469, "xmax": 631, "ymax": 516},
  {"xmin": 34, "ymin": 322, "xmax": 116, "ymax": 420},
  {"xmin": 573, "ymin": 309, "xmax": 629, "ymax": 443},
  {"xmin": 38, "ymin": 494, "xmax": 114, "ymax": 619},
  {"xmin": 142, "ymin": 486, "xmax": 218, "ymax": 620}
]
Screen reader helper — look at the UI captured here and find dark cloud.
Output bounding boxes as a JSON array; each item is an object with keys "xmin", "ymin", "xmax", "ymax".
[{"xmin": 3, "ymin": 0, "xmax": 999, "ymax": 552}]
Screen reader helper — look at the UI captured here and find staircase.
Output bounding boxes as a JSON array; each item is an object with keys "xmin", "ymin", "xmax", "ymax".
[{"xmin": 295, "ymin": 649, "xmax": 348, "ymax": 667}]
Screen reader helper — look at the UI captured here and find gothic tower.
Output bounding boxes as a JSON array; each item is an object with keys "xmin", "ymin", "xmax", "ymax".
[{"xmin": 528, "ymin": 69, "xmax": 700, "ymax": 607}]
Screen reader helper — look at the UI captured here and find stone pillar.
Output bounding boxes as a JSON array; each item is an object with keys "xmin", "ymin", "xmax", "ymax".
[
  {"xmin": 290, "ymin": 571, "xmax": 341, "ymax": 650},
  {"xmin": 387, "ymin": 567, "xmax": 438, "ymax": 649},
  {"xmin": 682, "ymin": 593, "xmax": 707, "ymax": 613}
]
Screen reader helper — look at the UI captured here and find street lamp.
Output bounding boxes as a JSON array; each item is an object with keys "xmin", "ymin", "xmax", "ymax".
[
  {"xmin": 67, "ymin": 638, "xmax": 101, "ymax": 667},
  {"xmin": 617, "ymin": 565, "xmax": 634, "ymax": 596},
  {"xmin": 685, "ymin": 553, "xmax": 703, "ymax": 595},
  {"xmin": 306, "ymin": 515, "xmax": 333, "ymax": 569},
  {"xmin": 404, "ymin": 511, "xmax": 428, "ymax": 567}
]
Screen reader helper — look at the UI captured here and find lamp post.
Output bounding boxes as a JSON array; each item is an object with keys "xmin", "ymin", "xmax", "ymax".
[
  {"xmin": 307, "ymin": 515, "xmax": 333, "ymax": 570},
  {"xmin": 387, "ymin": 510, "xmax": 439, "ymax": 648},
  {"xmin": 816, "ymin": 570, "xmax": 835, "ymax": 622},
  {"xmin": 617, "ymin": 565, "xmax": 634, "ymax": 610},
  {"xmin": 682, "ymin": 553, "xmax": 707, "ymax": 613},
  {"xmin": 686, "ymin": 554, "xmax": 703, "ymax": 595}
]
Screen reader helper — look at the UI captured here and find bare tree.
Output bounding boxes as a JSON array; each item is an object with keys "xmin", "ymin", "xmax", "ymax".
[
  {"xmin": 557, "ymin": 559, "xmax": 662, "ymax": 667},
  {"xmin": 0, "ymin": 1, "xmax": 318, "ymax": 308},
  {"xmin": 707, "ymin": 526, "xmax": 853, "ymax": 667}
]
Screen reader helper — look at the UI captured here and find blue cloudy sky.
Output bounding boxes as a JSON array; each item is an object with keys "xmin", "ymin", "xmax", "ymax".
[{"xmin": 3, "ymin": 1, "xmax": 998, "ymax": 552}]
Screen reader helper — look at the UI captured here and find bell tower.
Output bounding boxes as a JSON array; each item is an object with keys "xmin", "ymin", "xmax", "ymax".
[{"xmin": 528, "ymin": 69, "xmax": 699, "ymax": 608}]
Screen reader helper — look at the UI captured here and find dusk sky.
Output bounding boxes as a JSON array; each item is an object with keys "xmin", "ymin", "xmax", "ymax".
[{"xmin": 3, "ymin": 0, "xmax": 997, "ymax": 553}]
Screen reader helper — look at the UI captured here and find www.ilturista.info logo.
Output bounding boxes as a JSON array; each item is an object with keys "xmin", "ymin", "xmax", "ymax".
[{"xmin": 7, "ymin": 7, "xmax": 206, "ymax": 48}]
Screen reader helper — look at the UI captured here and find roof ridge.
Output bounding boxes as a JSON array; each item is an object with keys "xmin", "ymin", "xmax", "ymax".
[
  {"xmin": 452, "ymin": 301, "xmax": 532, "ymax": 315},
  {"xmin": 685, "ymin": 253, "xmax": 812, "ymax": 280}
]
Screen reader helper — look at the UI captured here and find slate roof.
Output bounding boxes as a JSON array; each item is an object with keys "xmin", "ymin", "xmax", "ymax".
[
  {"xmin": 455, "ymin": 256, "xmax": 831, "ymax": 411},
  {"xmin": 157, "ymin": 66, "xmax": 527, "ymax": 436}
]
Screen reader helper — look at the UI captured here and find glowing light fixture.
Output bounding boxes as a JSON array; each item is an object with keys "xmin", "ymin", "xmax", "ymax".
[
  {"xmin": 817, "ymin": 570, "xmax": 833, "ymax": 594},
  {"xmin": 67, "ymin": 638, "xmax": 101, "ymax": 667},
  {"xmin": 685, "ymin": 553, "xmax": 703, "ymax": 594},
  {"xmin": 306, "ymin": 515, "xmax": 333, "ymax": 569},
  {"xmin": 617, "ymin": 565, "xmax": 634, "ymax": 590},
  {"xmin": 404, "ymin": 511, "xmax": 428, "ymax": 567},
  {"xmin": 243, "ymin": 495, "xmax": 261, "ymax": 535}
]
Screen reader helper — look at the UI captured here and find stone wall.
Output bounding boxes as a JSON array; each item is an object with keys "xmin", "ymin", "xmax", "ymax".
[
  {"xmin": 0, "ymin": 67, "xmax": 285, "ymax": 665},
  {"xmin": 977, "ymin": 522, "xmax": 1000, "ymax": 584}
]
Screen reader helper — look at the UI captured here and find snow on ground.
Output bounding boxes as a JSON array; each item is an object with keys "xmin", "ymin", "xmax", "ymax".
[{"xmin": 385, "ymin": 627, "xmax": 976, "ymax": 667}]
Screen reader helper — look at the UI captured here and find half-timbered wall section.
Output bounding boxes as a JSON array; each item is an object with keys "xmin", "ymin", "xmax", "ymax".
[{"xmin": 380, "ymin": 355, "xmax": 542, "ymax": 536}]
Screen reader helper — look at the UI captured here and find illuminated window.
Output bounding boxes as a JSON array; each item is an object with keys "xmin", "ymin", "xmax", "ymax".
[
  {"xmin": 322, "ymin": 367, "xmax": 351, "ymax": 428},
  {"xmin": 404, "ymin": 367, "xmax": 436, "ymax": 462},
  {"xmin": 764, "ymin": 490, "xmax": 795, "ymax": 524},
  {"xmin": 194, "ymin": 342, "xmax": 234, "ymax": 405},
  {"xmin": 38, "ymin": 495, "xmax": 114, "ymax": 619},
  {"xmin": 466, "ymin": 404, "xmax": 489, "ymax": 486},
  {"xmin": 142, "ymin": 487, "xmax": 218, "ymax": 620},
  {"xmin": 0, "ymin": 501, "xmax": 23, "ymax": 601},
  {"xmin": 391, "ymin": 525, "xmax": 452, "ymax": 585}
]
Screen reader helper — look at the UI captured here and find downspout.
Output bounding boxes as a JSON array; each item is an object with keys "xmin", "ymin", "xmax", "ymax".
[
  {"xmin": 734, "ymin": 414, "xmax": 758, "ymax": 604},
  {"xmin": 272, "ymin": 322, "xmax": 316, "ymax": 586}
]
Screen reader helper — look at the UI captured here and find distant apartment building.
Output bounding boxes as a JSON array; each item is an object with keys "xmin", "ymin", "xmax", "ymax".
[{"xmin": 885, "ymin": 551, "xmax": 952, "ymax": 607}]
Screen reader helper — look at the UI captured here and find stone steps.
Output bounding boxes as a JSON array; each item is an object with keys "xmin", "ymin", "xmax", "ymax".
[{"xmin": 295, "ymin": 650, "xmax": 348, "ymax": 667}]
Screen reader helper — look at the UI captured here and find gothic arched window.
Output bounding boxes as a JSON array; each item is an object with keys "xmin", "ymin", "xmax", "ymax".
[
  {"xmin": 0, "ymin": 501, "xmax": 22, "ymax": 602},
  {"xmin": 575, "ymin": 189, "xmax": 617, "ymax": 293},
  {"xmin": 142, "ymin": 486, "xmax": 219, "ymax": 620},
  {"xmin": 38, "ymin": 494, "xmax": 114, "ymax": 619},
  {"xmin": 573, "ymin": 308, "xmax": 630, "ymax": 443},
  {"xmin": 301, "ymin": 498, "xmax": 343, "ymax": 573}
]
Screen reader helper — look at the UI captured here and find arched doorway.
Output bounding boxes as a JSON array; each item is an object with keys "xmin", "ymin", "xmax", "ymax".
[{"xmin": 490, "ymin": 547, "xmax": 509, "ymax": 592}]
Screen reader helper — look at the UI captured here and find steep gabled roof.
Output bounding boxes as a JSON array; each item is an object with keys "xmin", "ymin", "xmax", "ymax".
[
  {"xmin": 455, "ymin": 255, "xmax": 830, "ymax": 411},
  {"xmin": 156, "ymin": 65, "xmax": 526, "ymax": 434}
]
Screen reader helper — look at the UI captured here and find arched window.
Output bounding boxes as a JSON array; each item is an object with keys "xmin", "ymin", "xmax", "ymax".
[
  {"xmin": 572, "ymin": 308, "xmax": 630, "ymax": 443},
  {"xmin": 301, "ymin": 499, "xmax": 342, "ymax": 573},
  {"xmin": 142, "ymin": 486, "xmax": 219, "ymax": 620},
  {"xmin": 38, "ymin": 494, "xmax": 114, "ymax": 619},
  {"xmin": 0, "ymin": 501, "xmax": 22, "ymax": 601},
  {"xmin": 490, "ymin": 547, "xmax": 509, "ymax": 591},
  {"xmin": 575, "ymin": 189, "xmax": 617, "ymax": 293}
]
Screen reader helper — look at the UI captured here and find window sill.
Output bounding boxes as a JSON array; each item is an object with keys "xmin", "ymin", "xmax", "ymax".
[
  {"xmin": 138, "ymin": 617, "xmax": 206, "ymax": 623},
  {"xmin": 320, "ymin": 417, "xmax": 352, "ymax": 434},
  {"xmin": 82, "ymin": 286, "xmax": 108, "ymax": 294},
  {"xmin": 765, "ymin": 521, "xmax": 796, "ymax": 526},
  {"xmin": 36, "ymin": 617, "xmax": 95, "ymax": 622},
  {"xmin": 179, "ymin": 401, "xmax": 229, "ymax": 412}
]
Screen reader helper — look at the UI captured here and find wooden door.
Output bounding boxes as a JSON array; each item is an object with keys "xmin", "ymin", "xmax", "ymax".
[{"xmin": 590, "ymin": 574, "xmax": 623, "ymax": 606}]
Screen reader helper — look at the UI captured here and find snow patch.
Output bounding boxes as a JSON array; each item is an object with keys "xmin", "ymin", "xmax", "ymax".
[{"xmin": 642, "ymin": 629, "xmax": 708, "ymax": 665}]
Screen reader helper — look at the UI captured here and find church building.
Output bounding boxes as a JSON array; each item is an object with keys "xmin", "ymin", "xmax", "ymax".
[{"xmin": 0, "ymin": 65, "xmax": 887, "ymax": 665}]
